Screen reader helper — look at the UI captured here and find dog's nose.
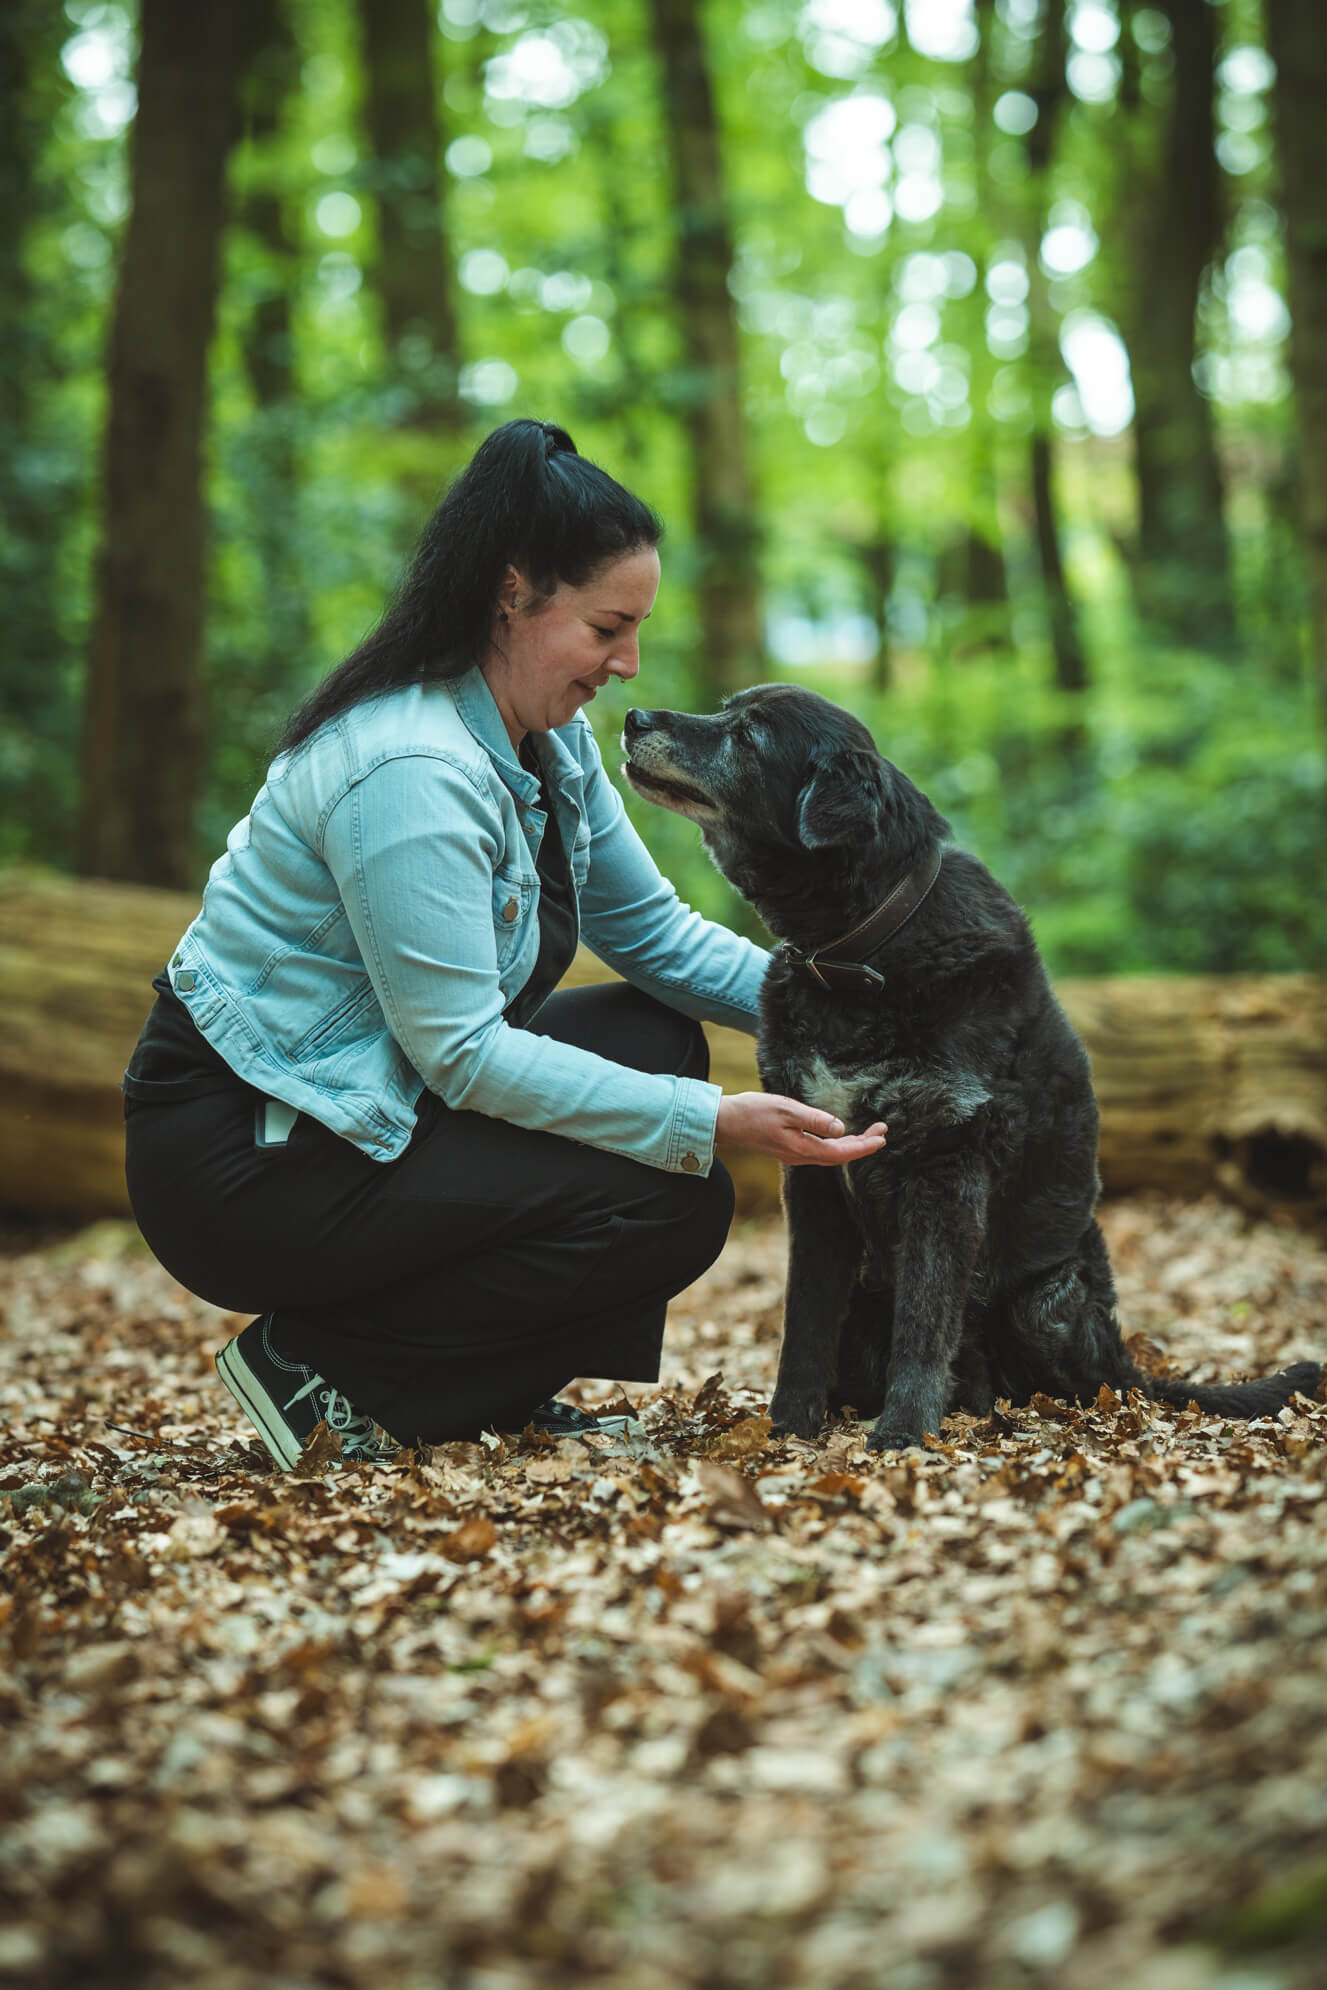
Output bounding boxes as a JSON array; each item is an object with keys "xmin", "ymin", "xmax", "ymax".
[{"xmin": 624, "ymin": 708, "xmax": 654, "ymax": 739}]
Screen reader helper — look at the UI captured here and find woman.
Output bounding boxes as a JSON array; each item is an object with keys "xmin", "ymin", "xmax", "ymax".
[{"xmin": 123, "ymin": 419, "xmax": 885, "ymax": 1467}]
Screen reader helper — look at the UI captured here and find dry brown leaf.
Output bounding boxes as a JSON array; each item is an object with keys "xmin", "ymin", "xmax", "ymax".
[
  {"xmin": 694, "ymin": 1459, "xmax": 770, "ymax": 1532},
  {"xmin": 291, "ymin": 1419, "xmax": 342, "ymax": 1475},
  {"xmin": 709, "ymin": 1413, "xmax": 772, "ymax": 1460},
  {"xmin": 805, "ymin": 1472, "xmax": 865, "ymax": 1501},
  {"xmin": 438, "ymin": 1515, "xmax": 498, "ymax": 1561}
]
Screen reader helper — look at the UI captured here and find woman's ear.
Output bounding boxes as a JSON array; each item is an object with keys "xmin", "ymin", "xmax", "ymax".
[{"xmin": 498, "ymin": 565, "xmax": 534, "ymax": 619}]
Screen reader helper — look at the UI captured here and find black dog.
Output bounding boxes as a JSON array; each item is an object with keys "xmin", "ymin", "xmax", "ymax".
[{"xmin": 623, "ymin": 684, "xmax": 1320, "ymax": 1451}]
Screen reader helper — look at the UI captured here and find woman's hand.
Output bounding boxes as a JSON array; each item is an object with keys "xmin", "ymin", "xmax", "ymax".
[{"xmin": 715, "ymin": 1092, "xmax": 887, "ymax": 1167}]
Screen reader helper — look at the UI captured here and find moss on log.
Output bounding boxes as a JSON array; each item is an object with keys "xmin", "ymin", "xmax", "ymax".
[{"xmin": 4, "ymin": 869, "xmax": 1325, "ymax": 1226}]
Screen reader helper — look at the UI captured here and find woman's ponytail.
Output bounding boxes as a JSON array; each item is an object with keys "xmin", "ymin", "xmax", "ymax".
[{"xmin": 278, "ymin": 418, "xmax": 661, "ymax": 754}]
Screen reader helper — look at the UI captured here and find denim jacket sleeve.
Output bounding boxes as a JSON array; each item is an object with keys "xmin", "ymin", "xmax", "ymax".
[{"xmin": 320, "ymin": 753, "xmax": 730, "ymax": 1175}]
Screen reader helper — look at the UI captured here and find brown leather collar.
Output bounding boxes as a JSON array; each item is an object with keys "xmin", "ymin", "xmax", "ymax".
[{"xmin": 781, "ymin": 843, "xmax": 943, "ymax": 992}]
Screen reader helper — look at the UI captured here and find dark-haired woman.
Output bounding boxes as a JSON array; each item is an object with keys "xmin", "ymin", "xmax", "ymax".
[{"xmin": 123, "ymin": 420, "xmax": 885, "ymax": 1466}]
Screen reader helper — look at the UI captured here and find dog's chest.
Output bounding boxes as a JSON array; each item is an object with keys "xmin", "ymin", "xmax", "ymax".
[{"xmin": 784, "ymin": 1050, "xmax": 878, "ymax": 1127}]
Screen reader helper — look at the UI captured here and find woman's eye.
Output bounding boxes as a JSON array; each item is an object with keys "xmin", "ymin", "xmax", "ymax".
[{"xmin": 594, "ymin": 626, "xmax": 615, "ymax": 639}]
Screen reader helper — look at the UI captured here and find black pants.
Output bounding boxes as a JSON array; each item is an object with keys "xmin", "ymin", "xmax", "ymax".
[{"xmin": 124, "ymin": 985, "xmax": 734, "ymax": 1443}]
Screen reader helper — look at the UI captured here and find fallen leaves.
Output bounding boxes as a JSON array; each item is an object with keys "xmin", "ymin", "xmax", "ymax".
[
  {"xmin": 0, "ymin": 1195, "xmax": 1324, "ymax": 1987},
  {"xmin": 693, "ymin": 1457, "xmax": 772, "ymax": 1532},
  {"xmin": 438, "ymin": 1515, "xmax": 498, "ymax": 1562}
]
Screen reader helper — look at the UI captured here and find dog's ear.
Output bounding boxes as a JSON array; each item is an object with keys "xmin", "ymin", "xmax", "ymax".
[{"xmin": 795, "ymin": 748, "xmax": 886, "ymax": 849}]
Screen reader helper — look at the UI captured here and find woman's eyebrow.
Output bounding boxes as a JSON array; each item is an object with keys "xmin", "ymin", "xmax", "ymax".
[{"xmin": 595, "ymin": 605, "xmax": 653, "ymax": 622}]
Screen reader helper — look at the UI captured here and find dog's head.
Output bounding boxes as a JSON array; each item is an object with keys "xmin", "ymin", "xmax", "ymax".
[{"xmin": 621, "ymin": 684, "xmax": 948, "ymax": 937}]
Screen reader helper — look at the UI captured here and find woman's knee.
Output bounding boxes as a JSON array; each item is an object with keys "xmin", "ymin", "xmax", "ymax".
[{"xmin": 657, "ymin": 1159, "xmax": 734, "ymax": 1287}]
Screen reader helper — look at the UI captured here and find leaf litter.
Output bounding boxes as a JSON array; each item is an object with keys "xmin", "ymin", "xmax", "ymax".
[{"xmin": 0, "ymin": 1194, "xmax": 1325, "ymax": 1988}]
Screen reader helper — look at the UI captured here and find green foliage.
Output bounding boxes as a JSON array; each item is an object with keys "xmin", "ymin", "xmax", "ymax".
[{"xmin": 2, "ymin": 0, "xmax": 1323, "ymax": 972}]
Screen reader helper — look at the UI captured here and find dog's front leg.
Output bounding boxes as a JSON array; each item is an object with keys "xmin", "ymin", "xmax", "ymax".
[
  {"xmin": 869, "ymin": 1163, "xmax": 989, "ymax": 1451},
  {"xmin": 769, "ymin": 1164, "xmax": 861, "ymax": 1440}
]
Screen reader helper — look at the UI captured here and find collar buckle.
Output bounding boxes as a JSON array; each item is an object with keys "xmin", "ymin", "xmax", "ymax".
[{"xmin": 782, "ymin": 844, "xmax": 942, "ymax": 997}]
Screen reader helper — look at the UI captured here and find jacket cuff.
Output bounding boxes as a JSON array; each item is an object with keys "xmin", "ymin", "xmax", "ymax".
[{"xmin": 667, "ymin": 1077, "xmax": 723, "ymax": 1177}]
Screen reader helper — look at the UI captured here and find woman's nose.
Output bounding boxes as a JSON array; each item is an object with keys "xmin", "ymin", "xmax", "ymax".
[{"xmin": 608, "ymin": 635, "xmax": 640, "ymax": 680}]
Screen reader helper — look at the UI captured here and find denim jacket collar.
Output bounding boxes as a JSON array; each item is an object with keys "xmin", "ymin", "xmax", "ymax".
[
  {"xmin": 448, "ymin": 665, "xmax": 588, "ymax": 865},
  {"xmin": 449, "ymin": 666, "xmax": 540, "ymax": 804}
]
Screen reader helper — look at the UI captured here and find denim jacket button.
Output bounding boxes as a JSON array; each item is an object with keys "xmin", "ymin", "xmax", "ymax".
[
  {"xmin": 680, "ymin": 1152, "xmax": 701, "ymax": 1173},
  {"xmin": 502, "ymin": 898, "xmax": 519, "ymax": 923}
]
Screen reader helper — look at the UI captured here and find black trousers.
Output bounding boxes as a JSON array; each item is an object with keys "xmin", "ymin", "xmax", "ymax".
[{"xmin": 124, "ymin": 985, "xmax": 734, "ymax": 1443}]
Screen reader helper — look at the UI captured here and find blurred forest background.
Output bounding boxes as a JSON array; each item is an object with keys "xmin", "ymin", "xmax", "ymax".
[{"xmin": 3, "ymin": 0, "xmax": 1326, "ymax": 974}]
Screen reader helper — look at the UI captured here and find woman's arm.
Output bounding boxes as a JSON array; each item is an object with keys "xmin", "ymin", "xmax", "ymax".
[
  {"xmin": 571, "ymin": 720, "xmax": 771, "ymax": 1036},
  {"xmin": 322, "ymin": 754, "xmax": 724, "ymax": 1174}
]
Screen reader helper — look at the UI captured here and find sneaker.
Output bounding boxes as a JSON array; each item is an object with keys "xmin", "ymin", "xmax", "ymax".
[
  {"xmin": 527, "ymin": 1397, "xmax": 639, "ymax": 1438},
  {"xmin": 216, "ymin": 1317, "xmax": 399, "ymax": 1470}
]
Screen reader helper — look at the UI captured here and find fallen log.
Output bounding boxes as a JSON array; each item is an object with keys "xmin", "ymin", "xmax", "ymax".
[{"xmin": 3, "ymin": 868, "xmax": 1325, "ymax": 1225}]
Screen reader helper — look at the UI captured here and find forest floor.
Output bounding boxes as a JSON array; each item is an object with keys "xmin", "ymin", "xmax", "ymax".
[{"xmin": 1, "ymin": 1197, "xmax": 1325, "ymax": 1990}]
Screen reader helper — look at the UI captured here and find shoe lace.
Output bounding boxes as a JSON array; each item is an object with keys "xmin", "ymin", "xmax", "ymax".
[{"xmin": 283, "ymin": 1372, "xmax": 396, "ymax": 1460}]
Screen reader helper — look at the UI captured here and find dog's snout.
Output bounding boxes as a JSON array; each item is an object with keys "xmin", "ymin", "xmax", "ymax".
[{"xmin": 624, "ymin": 708, "xmax": 655, "ymax": 740}]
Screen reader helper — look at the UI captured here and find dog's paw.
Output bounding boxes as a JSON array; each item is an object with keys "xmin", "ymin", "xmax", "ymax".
[
  {"xmin": 769, "ymin": 1389, "xmax": 827, "ymax": 1441},
  {"xmin": 866, "ymin": 1422, "xmax": 922, "ymax": 1454}
]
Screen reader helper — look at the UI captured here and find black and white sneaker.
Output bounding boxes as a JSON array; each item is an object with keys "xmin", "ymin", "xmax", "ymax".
[
  {"xmin": 216, "ymin": 1317, "xmax": 399, "ymax": 1469},
  {"xmin": 527, "ymin": 1398, "xmax": 639, "ymax": 1438}
]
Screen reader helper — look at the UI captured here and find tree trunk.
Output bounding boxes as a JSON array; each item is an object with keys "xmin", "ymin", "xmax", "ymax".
[
  {"xmin": 0, "ymin": 3, "xmax": 77, "ymax": 864},
  {"xmin": 232, "ymin": 0, "xmax": 313, "ymax": 701},
  {"xmin": 76, "ymin": 0, "xmax": 252, "ymax": 889},
  {"xmin": 354, "ymin": 0, "xmax": 462, "ymax": 433},
  {"xmin": 1266, "ymin": 0, "xmax": 1327, "ymax": 739},
  {"xmin": 959, "ymin": 0, "xmax": 1011, "ymax": 654},
  {"xmin": 1024, "ymin": 0, "xmax": 1089, "ymax": 710},
  {"xmin": 646, "ymin": 0, "xmax": 762, "ymax": 700},
  {"xmin": 1128, "ymin": 0, "xmax": 1237, "ymax": 651},
  {"xmin": 859, "ymin": 534, "xmax": 896, "ymax": 694},
  {"xmin": 1031, "ymin": 434, "xmax": 1086, "ymax": 694},
  {"xmin": 5, "ymin": 872, "xmax": 1325, "ymax": 1229},
  {"xmin": 580, "ymin": 91, "xmax": 655, "ymax": 469}
]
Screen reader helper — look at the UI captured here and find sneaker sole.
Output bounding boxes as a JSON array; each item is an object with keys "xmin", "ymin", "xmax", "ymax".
[
  {"xmin": 534, "ymin": 1412, "xmax": 640, "ymax": 1437},
  {"xmin": 215, "ymin": 1337, "xmax": 301, "ymax": 1470},
  {"xmin": 587, "ymin": 1413, "xmax": 639, "ymax": 1435}
]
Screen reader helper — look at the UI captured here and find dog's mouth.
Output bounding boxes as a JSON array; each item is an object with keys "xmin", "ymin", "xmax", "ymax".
[{"xmin": 622, "ymin": 754, "xmax": 718, "ymax": 815}]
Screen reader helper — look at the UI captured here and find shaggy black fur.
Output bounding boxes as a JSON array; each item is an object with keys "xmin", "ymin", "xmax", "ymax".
[{"xmin": 623, "ymin": 685, "xmax": 1321, "ymax": 1451}]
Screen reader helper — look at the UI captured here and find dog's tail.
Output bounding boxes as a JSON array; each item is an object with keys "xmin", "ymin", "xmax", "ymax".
[{"xmin": 1147, "ymin": 1360, "xmax": 1322, "ymax": 1418}]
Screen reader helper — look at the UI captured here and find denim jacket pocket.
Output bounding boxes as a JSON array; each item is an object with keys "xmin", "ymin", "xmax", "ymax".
[
  {"xmin": 492, "ymin": 866, "xmax": 535, "ymax": 965},
  {"xmin": 288, "ymin": 978, "xmax": 382, "ymax": 1062}
]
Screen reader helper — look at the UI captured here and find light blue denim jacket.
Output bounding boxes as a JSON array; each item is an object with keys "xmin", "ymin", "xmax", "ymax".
[{"xmin": 164, "ymin": 667, "xmax": 769, "ymax": 1173}]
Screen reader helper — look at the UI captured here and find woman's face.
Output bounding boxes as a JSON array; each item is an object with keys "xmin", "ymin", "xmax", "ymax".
[{"xmin": 483, "ymin": 545, "xmax": 661, "ymax": 745}]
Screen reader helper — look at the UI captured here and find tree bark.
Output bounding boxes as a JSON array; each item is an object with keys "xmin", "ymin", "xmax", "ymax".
[
  {"xmin": 233, "ymin": 0, "xmax": 313, "ymax": 696},
  {"xmin": 1266, "ymin": 0, "xmax": 1327, "ymax": 738},
  {"xmin": 959, "ymin": 0, "xmax": 1011, "ymax": 653},
  {"xmin": 5, "ymin": 873, "xmax": 1325, "ymax": 1228},
  {"xmin": 859, "ymin": 534, "xmax": 896, "ymax": 694},
  {"xmin": 1031, "ymin": 434, "xmax": 1086, "ymax": 694},
  {"xmin": 76, "ymin": 0, "xmax": 253, "ymax": 889},
  {"xmin": 646, "ymin": 0, "xmax": 762, "ymax": 700},
  {"xmin": 0, "ymin": 2, "xmax": 75, "ymax": 864},
  {"xmin": 354, "ymin": 0, "xmax": 462, "ymax": 432},
  {"xmin": 1126, "ymin": 0, "xmax": 1237, "ymax": 651},
  {"xmin": 1023, "ymin": 0, "xmax": 1090, "ymax": 709}
]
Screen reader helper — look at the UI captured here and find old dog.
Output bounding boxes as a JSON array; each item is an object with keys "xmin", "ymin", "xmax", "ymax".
[{"xmin": 623, "ymin": 685, "xmax": 1320, "ymax": 1451}]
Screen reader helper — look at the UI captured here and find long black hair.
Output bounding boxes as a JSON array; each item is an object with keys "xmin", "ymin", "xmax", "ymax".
[{"xmin": 278, "ymin": 418, "xmax": 662, "ymax": 753}]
